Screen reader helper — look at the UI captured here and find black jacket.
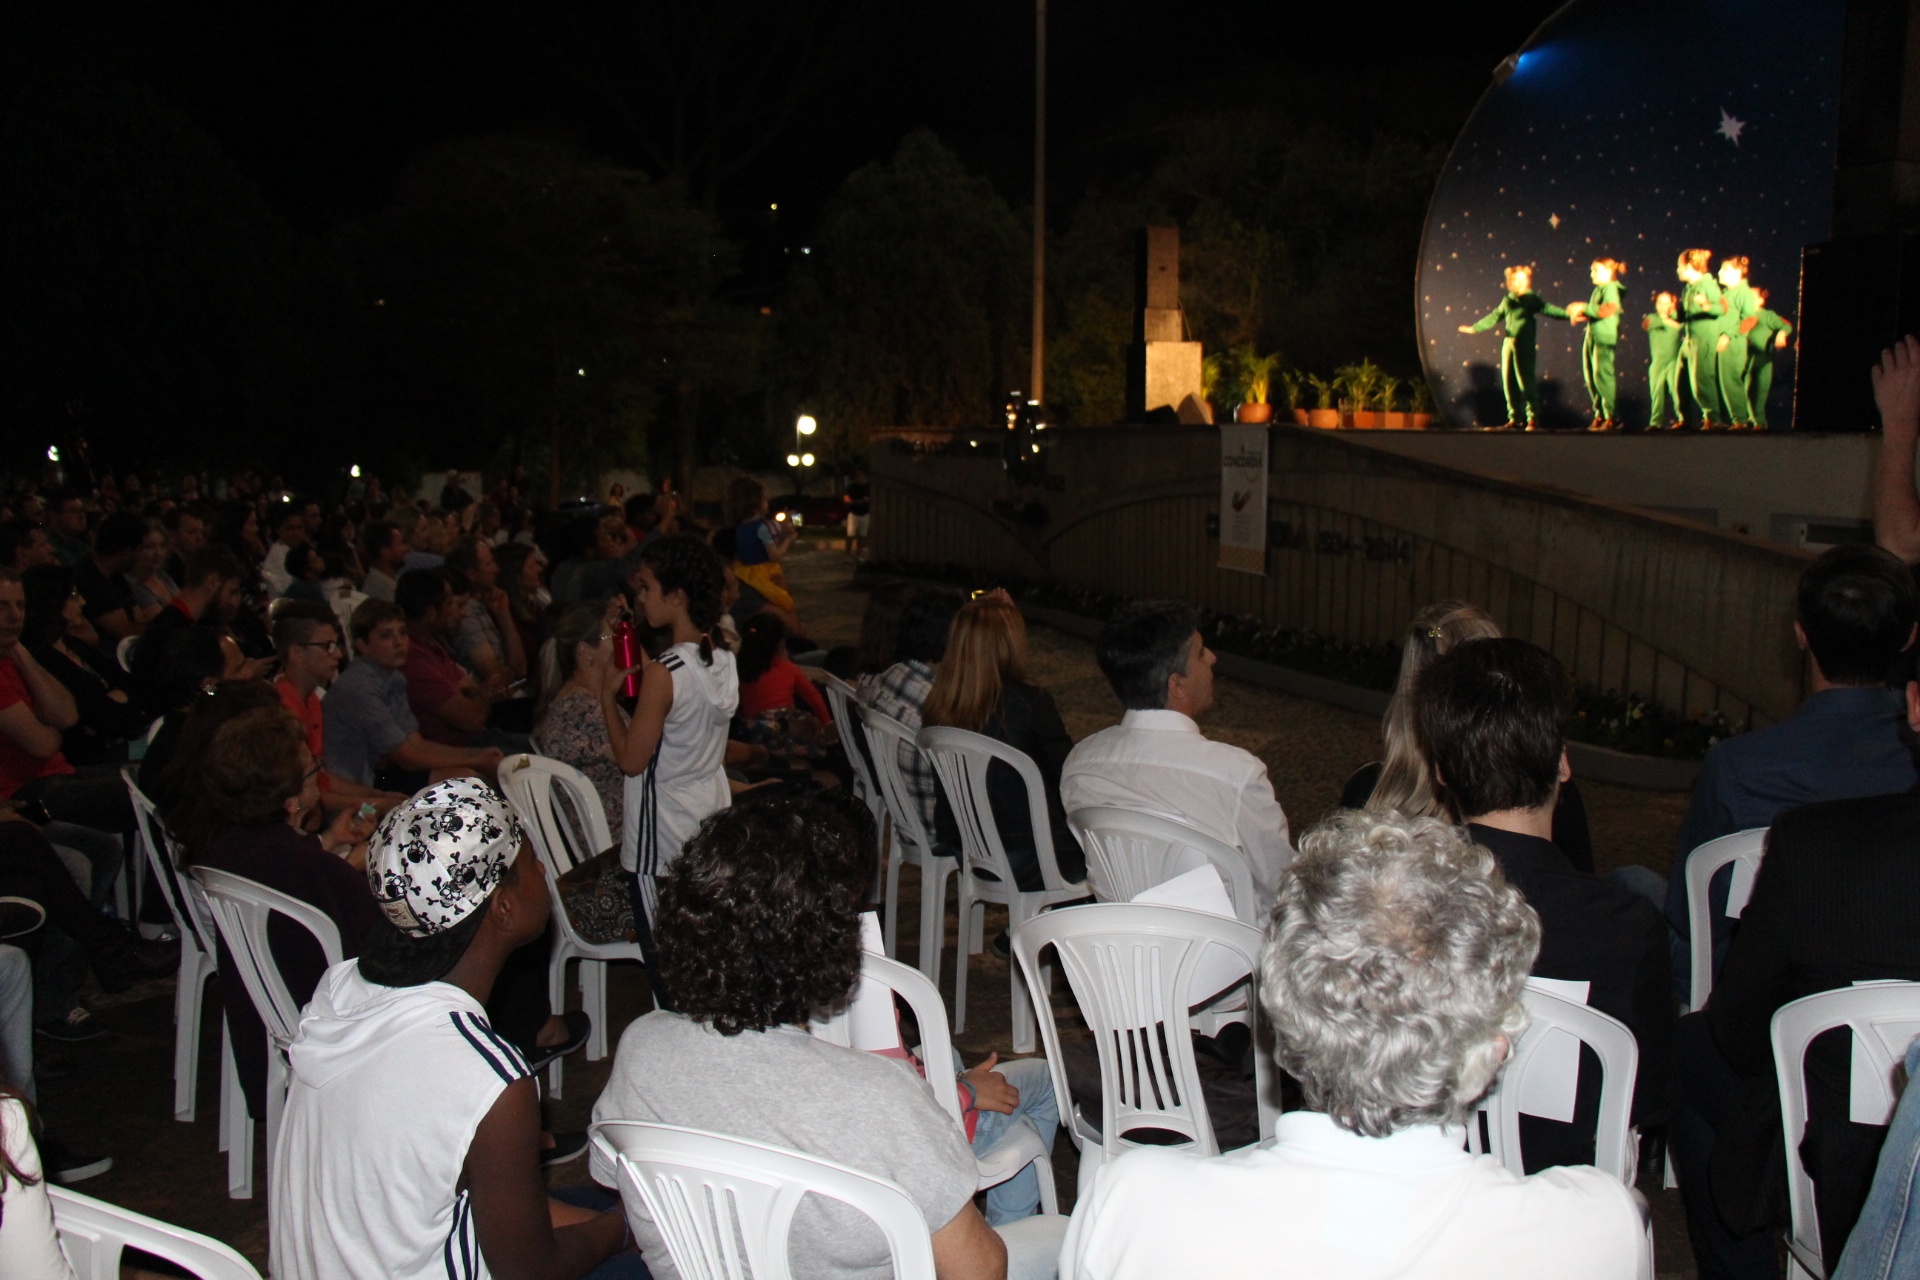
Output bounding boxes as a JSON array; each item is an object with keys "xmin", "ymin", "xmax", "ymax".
[
  {"xmin": 933, "ymin": 681, "xmax": 1085, "ymax": 893},
  {"xmin": 1704, "ymin": 788, "xmax": 1920, "ymax": 1262},
  {"xmin": 1341, "ymin": 764, "xmax": 1594, "ymax": 873},
  {"xmin": 1468, "ymin": 824, "xmax": 1674, "ymax": 1171}
]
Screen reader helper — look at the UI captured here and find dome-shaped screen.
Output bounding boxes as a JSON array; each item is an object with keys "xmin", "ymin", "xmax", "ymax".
[{"xmin": 1416, "ymin": 0, "xmax": 1845, "ymax": 430}]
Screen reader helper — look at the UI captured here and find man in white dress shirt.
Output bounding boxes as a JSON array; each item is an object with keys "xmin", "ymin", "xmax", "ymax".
[
  {"xmin": 1059, "ymin": 810, "xmax": 1648, "ymax": 1280},
  {"xmin": 1060, "ymin": 601, "xmax": 1292, "ymax": 910}
]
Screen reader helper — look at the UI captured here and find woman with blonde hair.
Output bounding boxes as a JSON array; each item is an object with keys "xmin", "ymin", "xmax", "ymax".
[
  {"xmin": 1340, "ymin": 599, "xmax": 1593, "ymax": 869},
  {"xmin": 924, "ymin": 591, "xmax": 1084, "ymax": 892}
]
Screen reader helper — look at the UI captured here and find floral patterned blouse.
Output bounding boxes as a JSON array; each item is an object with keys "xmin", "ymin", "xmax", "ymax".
[{"xmin": 534, "ymin": 688, "xmax": 627, "ymax": 836}]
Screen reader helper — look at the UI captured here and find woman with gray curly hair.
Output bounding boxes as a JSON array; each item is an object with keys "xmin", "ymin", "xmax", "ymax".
[{"xmin": 1061, "ymin": 809, "xmax": 1647, "ymax": 1280}]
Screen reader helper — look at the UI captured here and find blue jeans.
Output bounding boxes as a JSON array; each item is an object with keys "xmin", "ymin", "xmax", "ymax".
[
  {"xmin": 1835, "ymin": 1037, "xmax": 1920, "ymax": 1280},
  {"xmin": 550, "ymin": 1185, "xmax": 653, "ymax": 1279},
  {"xmin": 958, "ymin": 1053, "xmax": 1060, "ymax": 1226}
]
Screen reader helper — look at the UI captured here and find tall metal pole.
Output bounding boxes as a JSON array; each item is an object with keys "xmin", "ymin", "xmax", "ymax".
[{"xmin": 1030, "ymin": 0, "xmax": 1047, "ymax": 403}]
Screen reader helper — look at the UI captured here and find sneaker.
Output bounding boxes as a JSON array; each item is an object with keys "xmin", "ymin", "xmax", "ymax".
[
  {"xmin": 37, "ymin": 1007, "xmax": 108, "ymax": 1043},
  {"xmin": 540, "ymin": 1130, "xmax": 589, "ymax": 1168},
  {"xmin": 90, "ymin": 925, "xmax": 179, "ymax": 995},
  {"xmin": 38, "ymin": 1134, "xmax": 112, "ymax": 1185}
]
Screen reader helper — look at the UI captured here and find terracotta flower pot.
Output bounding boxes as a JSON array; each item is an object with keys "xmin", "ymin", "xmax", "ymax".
[
  {"xmin": 1235, "ymin": 402, "xmax": 1273, "ymax": 424},
  {"xmin": 1350, "ymin": 410, "xmax": 1382, "ymax": 429},
  {"xmin": 1291, "ymin": 408, "xmax": 1311, "ymax": 426},
  {"xmin": 1384, "ymin": 411, "xmax": 1408, "ymax": 429},
  {"xmin": 1307, "ymin": 409, "xmax": 1341, "ymax": 429},
  {"xmin": 1407, "ymin": 413, "xmax": 1433, "ymax": 430}
]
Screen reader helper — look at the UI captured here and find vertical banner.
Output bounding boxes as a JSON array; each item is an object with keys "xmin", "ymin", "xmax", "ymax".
[{"xmin": 1217, "ymin": 423, "xmax": 1268, "ymax": 574}]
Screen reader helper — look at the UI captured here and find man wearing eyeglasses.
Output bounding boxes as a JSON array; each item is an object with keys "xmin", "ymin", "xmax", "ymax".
[{"xmin": 272, "ymin": 601, "xmax": 405, "ymax": 820}]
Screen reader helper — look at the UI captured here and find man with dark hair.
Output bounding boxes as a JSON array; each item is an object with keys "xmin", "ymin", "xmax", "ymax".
[
  {"xmin": 70, "ymin": 511, "xmax": 148, "ymax": 641},
  {"xmin": 0, "ymin": 521, "xmax": 54, "ymax": 574},
  {"xmin": 261, "ymin": 503, "xmax": 308, "ymax": 597},
  {"xmin": 1415, "ymin": 637, "xmax": 1672, "ymax": 1174},
  {"xmin": 130, "ymin": 545, "xmax": 251, "ymax": 700},
  {"xmin": 396, "ymin": 568, "xmax": 509, "ymax": 750},
  {"xmin": 358, "ymin": 521, "xmax": 406, "ymax": 603},
  {"xmin": 273, "ymin": 779, "xmax": 630, "ymax": 1279},
  {"xmin": 159, "ymin": 502, "xmax": 209, "ymax": 585},
  {"xmin": 592, "ymin": 794, "xmax": 1040, "ymax": 1279},
  {"xmin": 324, "ymin": 596, "xmax": 503, "ymax": 792},
  {"xmin": 273, "ymin": 601, "xmax": 403, "ymax": 817},
  {"xmin": 1061, "ymin": 600, "xmax": 1293, "ymax": 911},
  {"xmin": 44, "ymin": 490, "xmax": 90, "ymax": 568},
  {"xmin": 445, "ymin": 538, "xmax": 527, "ymax": 688},
  {"xmin": 1667, "ymin": 542, "xmax": 1920, "ymax": 1002},
  {"xmin": 861, "ymin": 587, "xmax": 963, "ymax": 834}
]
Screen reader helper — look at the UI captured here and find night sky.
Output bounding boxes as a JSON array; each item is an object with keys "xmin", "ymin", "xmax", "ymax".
[{"xmin": 1417, "ymin": 0, "xmax": 1845, "ymax": 429}]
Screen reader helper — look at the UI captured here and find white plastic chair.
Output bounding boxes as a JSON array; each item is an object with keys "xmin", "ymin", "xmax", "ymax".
[
  {"xmin": 1470, "ymin": 979, "xmax": 1642, "ymax": 1184},
  {"xmin": 811, "ymin": 950, "xmax": 1059, "ymax": 1212},
  {"xmin": 51, "ymin": 1185, "xmax": 262, "ymax": 1280},
  {"xmin": 1684, "ymin": 827, "xmax": 1769, "ymax": 1012},
  {"xmin": 114, "ymin": 634, "xmax": 138, "ymax": 673},
  {"xmin": 1012, "ymin": 901, "xmax": 1274, "ymax": 1196},
  {"xmin": 820, "ymin": 673, "xmax": 893, "ymax": 912},
  {"xmin": 1068, "ymin": 806, "xmax": 1258, "ymax": 925},
  {"xmin": 123, "ymin": 772, "xmax": 226, "ymax": 1126},
  {"xmin": 191, "ymin": 866, "xmax": 342, "ymax": 1202},
  {"xmin": 497, "ymin": 753, "xmax": 646, "ymax": 1098},
  {"xmin": 591, "ymin": 1121, "xmax": 937, "ymax": 1280},
  {"xmin": 1771, "ymin": 982, "xmax": 1920, "ymax": 1279},
  {"xmin": 857, "ymin": 703, "xmax": 958, "ymax": 979},
  {"xmin": 918, "ymin": 726, "xmax": 1089, "ymax": 1053}
]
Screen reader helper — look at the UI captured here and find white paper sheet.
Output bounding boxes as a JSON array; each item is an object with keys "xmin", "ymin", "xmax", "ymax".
[
  {"xmin": 1132, "ymin": 867, "xmax": 1250, "ymax": 1008},
  {"xmin": 1848, "ymin": 980, "xmax": 1920, "ymax": 1125},
  {"xmin": 1513, "ymin": 977, "xmax": 1591, "ymax": 1124}
]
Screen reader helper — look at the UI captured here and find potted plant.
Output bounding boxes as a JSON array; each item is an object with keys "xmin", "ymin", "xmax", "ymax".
[
  {"xmin": 1281, "ymin": 370, "xmax": 1311, "ymax": 426},
  {"xmin": 1234, "ymin": 346, "xmax": 1280, "ymax": 424},
  {"xmin": 1335, "ymin": 360, "xmax": 1389, "ymax": 428},
  {"xmin": 1407, "ymin": 377, "xmax": 1435, "ymax": 430},
  {"xmin": 1201, "ymin": 352, "xmax": 1230, "ymax": 425},
  {"xmin": 1381, "ymin": 376, "xmax": 1407, "ymax": 429},
  {"xmin": 1305, "ymin": 374, "xmax": 1340, "ymax": 429}
]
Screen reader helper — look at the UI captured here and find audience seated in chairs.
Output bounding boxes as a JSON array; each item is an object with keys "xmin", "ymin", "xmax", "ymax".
[
  {"xmin": 321, "ymin": 598, "xmax": 503, "ymax": 795},
  {"xmin": 69, "ymin": 511, "xmax": 149, "ymax": 644},
  {"xmin": 533, "ymin": 602, "xmax": 631, "ymax": 834},
  {"xmin": 445, "ymin": 538, "xmax": 529, "ymax": 695},
  {"xmin": 1667, "ymin": 544, "xmax": 1919, "ymax": 1003},
  {"xmin": 862, "ymin": 587, "xmax": 962, "ymax": 837},
  {"xmin": 20, "ymin": 565, "xmax": 152, "ymax": 763},
  {"xmin": 272, "ymin": 779, "xmax": 631, "ymax": 1280},
  {"xmin": 395, "ymin": 568, "xmax": 527, "ymax": 753},
  {"xmin": 124, "ymin": 519, "xmax": 180, "ymax": 620},
  {"xmin": 591, "ymin": 794, "xmax": 1053, "ymax": 1280},
  {"xmin": 269, "ymin": 600, "xmax": 403, "ymax": 818},
  {"xmin": 1059, "ymin": 808, "xmax": 1646, "ymax": 1279},
  {"xmin": 1415, "ymin": 637, "xmax": 1672, "ymax": 1174},
  {"xmin": 357, "ymin": 520, "xmax": 406, "ymax": 604},
  {"xmin": 0, "ymin": 521, "xmax": 56, "ymax": 576},
  {"xmin": 1833, "ymin": 1033, "xmax": 1920, "ymax": 1280},
  {"xmin": 1061, "ymin": 600, "xmax": 1293, "ymax": 912},
  {"xmin": 129, "ymin": 545, "xmax": 253, "ymax": 704},
  {"xmin": 925, "ymin": 592, "xmax": 1084, "ymax": 895},
  {"xmin": 1341, "ymin": 599, "xmax": 1595, "ymax": 871},
  {"xmin": 1669, "ymin": 669, "xmax": 1920, "ymax": 1279}
]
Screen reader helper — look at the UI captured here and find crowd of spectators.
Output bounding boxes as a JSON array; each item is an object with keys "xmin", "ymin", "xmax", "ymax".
[{"xmin": 6, "ymin": 353, "xmax": 1920, "ymax": 1280}]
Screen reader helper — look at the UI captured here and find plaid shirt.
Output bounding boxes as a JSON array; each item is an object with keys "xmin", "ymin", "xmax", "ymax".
[{"xmin": 862, "ymin": 659, "xmax": 939, "ymax": 836}]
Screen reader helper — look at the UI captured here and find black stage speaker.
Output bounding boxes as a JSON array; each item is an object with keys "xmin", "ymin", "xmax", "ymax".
[{"xmin": 1795, "ymin": 231, "xmax": 1920, "ymax": 431}]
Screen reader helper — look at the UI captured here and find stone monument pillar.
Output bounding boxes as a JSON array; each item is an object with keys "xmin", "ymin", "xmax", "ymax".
[{"xmin": 1125, "ymin": 226, "xmax": 1208, "ymax": 422}]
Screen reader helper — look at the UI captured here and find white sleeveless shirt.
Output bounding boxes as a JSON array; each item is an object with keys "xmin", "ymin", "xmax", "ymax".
[
  {"xmin": 271, "ymin": 961, "xmax": 533, "ymax": 1280},
  {"xmin": 622, "ymin": 641, "xmax": 738, "ymax": 877}
]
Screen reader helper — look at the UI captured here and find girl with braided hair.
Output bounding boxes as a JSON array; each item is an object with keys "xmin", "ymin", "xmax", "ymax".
[{"xmin": 608, "ymin": 535, "xmax": 738, "ymax": 948}]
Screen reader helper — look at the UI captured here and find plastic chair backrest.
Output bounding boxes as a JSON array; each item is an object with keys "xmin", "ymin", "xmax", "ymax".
[
  {"xmin": 820, "ymin": 674, "xmax": 882, "ymax": 811},
  {"xmin": 498, "ymin": 753, "xmax": 614, "ymax": 879},
  {"xmin": 1475, "ymin": 980, "xmax": 1641, "ymax": 1185},
  {"xmin": 52, "ymin": 1185, "xmax": 263, "ymax": 1280},
  {"xmin": 1685, "ymin": 827, "xmax": 1769, "ymax": 1010},
  {"xmin": 917, "ymin": 725, "xmax": 1075, "ymax": 893},
  {"xmin": 1013, "ymin": 901, "xmax": 1267, "ymax": 1155},
  {"xmin": 591, "ymin": 1121, "xmax": 937, "ymax": 1280},
  {"xmin": 191, "ymin": 866, "xmax": 343, "ymax": 1049},
  {"xmin": 810, "ymin": 952, "xmax": 966, "ymax": 1130},
  {"xmin": 1771, "ymin": 981, "xmax": 1920, "ymax": 1279},
  {"xmin": 123, "ymin": 771, "xmax": 217, "ymax": 960},
  {"xmin": 1068, "ymin": 806, "xmax": 1257, "ymax": 925},
  {"xmin": 855, "ymin": 702, "xmax": 937, "ymax": 852},
  {"xmin": 114, "ymin": 634, "xmax": 138, "ymax": 674}
]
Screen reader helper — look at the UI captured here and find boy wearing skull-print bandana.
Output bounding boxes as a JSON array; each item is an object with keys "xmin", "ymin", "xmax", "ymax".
[{"xmin": 270, "ymin": 779, "xmax": 638, "ymax": 1280}]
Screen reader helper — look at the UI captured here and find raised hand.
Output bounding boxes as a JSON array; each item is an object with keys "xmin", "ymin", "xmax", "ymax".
[{"xmin": 1872, "ymin": 335, "xmax": 1920, "ymax": 435}]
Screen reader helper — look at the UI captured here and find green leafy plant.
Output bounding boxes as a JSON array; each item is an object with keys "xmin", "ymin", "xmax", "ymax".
[
  {"xmin": 1334, "ymin": 359, "xmax": 1389, "ymax": 412},
  {"xmin": 1379, "ymin": 375, "xmax": 1404, "ymax": 414},
  {"xmin": 1305, "ymin": 373, "xmax": 1335, "ymax": 410},
  {"xmin": 1408, "ymin": 377, "xmax": 1436, "ymax": 414},
  {"xmin": 1234, "ymin": 345, "xmax": 1283, "ymax": 406},
  {"xmin": 1276, "ymin": 369, "xmax": 1304, "ymax": 411}
]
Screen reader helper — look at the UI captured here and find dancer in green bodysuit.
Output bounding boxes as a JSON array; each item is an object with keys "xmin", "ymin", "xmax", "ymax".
[
  {"xmin": 1575, "ymin": 258, "xmax": 1626, "ymax": 430},
  {"xmin": 1643, "ymin": 291, "xmax": 1685, "ymax": 430},
  {"xmin": 1716, "ymin": 256, "xmax": 1758, "ymax": 428},
  {"xmin": 1458, "ymin": 264, "xmax": 1571, "ymax": 430},
  {"xmin": 1677, "ymin": 248, "xmax": 1725, "ymax": 429},
  {"xmin": 1743, "ymin": 285, "xmax": 1794, "ymax": 430}
]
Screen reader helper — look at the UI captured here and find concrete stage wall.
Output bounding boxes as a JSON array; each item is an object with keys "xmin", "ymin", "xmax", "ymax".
[
  {"xmin": 1334, "ymin": 429, "xmax": 1879, "ymax": 547},
  {"xmin": 870, "ymin": 423, "xmax": 1815, "ymax": 730}
]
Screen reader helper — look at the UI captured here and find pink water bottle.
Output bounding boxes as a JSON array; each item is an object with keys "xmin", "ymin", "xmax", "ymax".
[{"xmin": 614, "ymin": 615, "xmax": 641, "ymax": 699}]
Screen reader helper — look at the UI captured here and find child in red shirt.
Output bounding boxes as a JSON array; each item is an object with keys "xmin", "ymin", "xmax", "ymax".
[{"xmin": 735, "ymin": 614, "xmax": 830, "ymax": 723}]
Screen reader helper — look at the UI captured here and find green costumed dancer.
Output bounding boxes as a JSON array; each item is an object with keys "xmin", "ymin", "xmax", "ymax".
[
  {"xmin": 1575, "ymin": 258, "xmax": 1627, "ymax": 430},
  {"xmin": 1643, "ymin": 291, "xmax": 1685, "ymax": 430},
  {"xmin": 1677, "ymin": 248, "xmax": 1725, "ymax": 429},
  {"xmin": 1743, "ymin": 285, "xmax": 1794, "ymax": 430},
  {"xmin": 1716, "ymin": 256, "xmax": 1758, "ymax": 428},
  {"xmin": 1457, "ymin": 264, "xmax": 1571, "ymax": 430}
]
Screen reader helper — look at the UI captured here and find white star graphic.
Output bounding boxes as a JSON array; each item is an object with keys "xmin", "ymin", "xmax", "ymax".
[{"xmin": 1717, "ymin": 108, "xmax": 1746, "ymax": 146}]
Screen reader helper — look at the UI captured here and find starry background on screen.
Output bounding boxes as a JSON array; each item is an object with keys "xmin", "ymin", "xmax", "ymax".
[{"xmin": 1416, "ymin": 0, "xmax": 1844, "ymax": 429}]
